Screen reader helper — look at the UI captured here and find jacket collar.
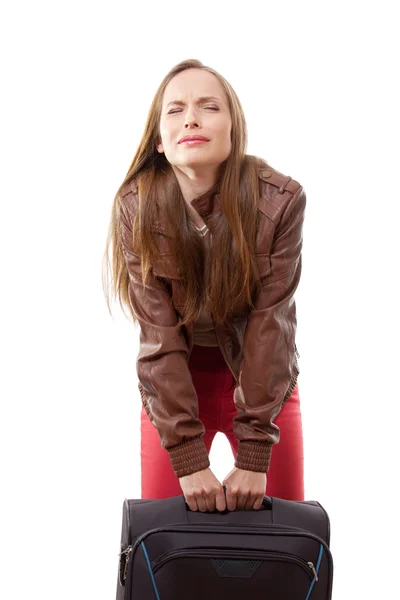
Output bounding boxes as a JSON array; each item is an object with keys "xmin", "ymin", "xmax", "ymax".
[
  {"xmin": 190, "ymin": 181, "xmax": 221, "ymax": 217},
  {"xmin": 152, "ymin": 181, "xmax": 221, "ymax": 234}
]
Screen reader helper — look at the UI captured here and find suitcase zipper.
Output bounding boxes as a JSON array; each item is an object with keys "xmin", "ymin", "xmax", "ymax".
[
  {"xmin": 121, "ymin": 523, "xmax": 330, "ymax": 583},
  {"xmin": 151, "ymin": 546, "xmax": 317, "ymax": 580},
  {"xmin": 131, "ymin": 523, "xmax": 331, "ymax": 556},
  {"xmin": 118, "ymin": 545, "xmax": 132, "ymax": 584},
  {"xmin": 307, "ymin": 561, "xmax": 319, "ymax": 581}
]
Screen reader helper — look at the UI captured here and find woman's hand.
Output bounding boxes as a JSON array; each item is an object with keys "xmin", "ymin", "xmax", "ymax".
[
  {"xmin": 179, "ymin": 467, "xmax": 227, "ymax": 512},
  {"xmin": 222, "ymin": 467, "xmax": 266, "ymax": 511}
]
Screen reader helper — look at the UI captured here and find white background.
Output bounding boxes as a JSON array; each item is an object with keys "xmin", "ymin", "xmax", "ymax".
[{"xmin": 1, "ymin": 1, "xmax": 399, "ymax": 598}]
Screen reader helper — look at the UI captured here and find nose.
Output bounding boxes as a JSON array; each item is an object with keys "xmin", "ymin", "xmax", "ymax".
[
  {"xmin": 184, "ymin": 118, "xmax": 199, "ymax": 129},
  {"xmin": 184, "ymin": 107, "xmax": 200, "ymax": 129}
]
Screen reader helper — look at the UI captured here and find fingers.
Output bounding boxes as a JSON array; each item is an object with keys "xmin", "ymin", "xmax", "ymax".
[
  {"xmin": 201, "ymin": 486, "xmax": 227, "ymax": 512},
  {"xmin": 185, "ymin": 488, "xmax": 227, "ymax": 512},
  {"xmin": 187, "ymin": 489, "xmax": 264, "ymax": 511},
  {"xmin": 225, "ymin": 489, "xmax": 237, "ymax": 512},
  {"xmin": 225, "ymin": 490, "xmax": 265, "ymax": 511},
  {"xmin": 196, "ymin": 495, "xmax": 207, "ymax": 512},
  {"xmin": 215, "ymin": 488, "xmax": 227, "ymax": 512},
  {"xmin": 181, "ymin": 468, "xmax": 268, "ymax": 512},
  {"xmin": 223, "ymin": 470, "xmax": 268, "ymax": 511},
  {"xmin": 237, "ymin": 492, "xmax": 249, "ymax": 511},
  {"xmin": 252, "ymin": 494, "xmax": 264, "ymax": 510},
  {"xmin": 184, "ymin": 492, "xmax": 207, "ymax": 512},
  {"xmin": 244, "ymin": 493, "xmax": 256, "ymax": 511},
  {"xmin": 227, "ymin": 490, "xmax": 251, "ymax": 511},
  {"xmin": 184, "ymin": 494, "xmax": 198, "ymax": 512}
]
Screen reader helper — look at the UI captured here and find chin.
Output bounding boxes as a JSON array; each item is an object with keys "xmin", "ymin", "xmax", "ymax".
[{"xmin": 183, "ymin": 154, "xmax": 223, "ymax": 167}]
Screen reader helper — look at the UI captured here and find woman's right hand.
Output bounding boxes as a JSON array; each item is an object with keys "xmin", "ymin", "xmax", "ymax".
[{"xmin": 179, "ymin": 467, "xmax": 227, "ymax": 512}]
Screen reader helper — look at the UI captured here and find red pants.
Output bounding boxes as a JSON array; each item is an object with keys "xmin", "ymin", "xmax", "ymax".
[{"xmin": 141, "ymin": 344, "xmax": 304, "ymax": 501}]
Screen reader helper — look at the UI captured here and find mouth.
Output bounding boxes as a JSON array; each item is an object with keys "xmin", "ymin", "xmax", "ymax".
[{"xmin": 178, "ymin": 136, "xmax": 210, "ymax": 145}]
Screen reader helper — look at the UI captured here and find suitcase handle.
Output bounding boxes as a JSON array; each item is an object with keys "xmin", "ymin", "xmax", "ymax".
[
  {"xmin": 222, "ymin": 487, "xmax": 272, "ymax": 509},
  {"xmin": 243, "ymin": 495, "xmax": 272, "ymax": 510},
  {"xmin": 185, "ymin": 490, "xmax": 272, "ymax": 512},
  {"xmin": 261, "ymin": 495, "xmax": 273, "ymax": 509}
]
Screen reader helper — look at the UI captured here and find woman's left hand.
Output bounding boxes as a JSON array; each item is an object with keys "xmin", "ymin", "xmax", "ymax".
[{"xmin": 222, "ymin": 467, "xmax": 266, "ymax": 511}]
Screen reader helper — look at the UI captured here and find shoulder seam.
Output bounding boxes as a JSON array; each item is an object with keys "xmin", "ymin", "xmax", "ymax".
[
  {"xmin": 258, "ymin": 163, "xmax": 302, "ymax": 196},
  {"xmin": 119, "ymin": 178, "xmax": 139, "ymax": 199}
]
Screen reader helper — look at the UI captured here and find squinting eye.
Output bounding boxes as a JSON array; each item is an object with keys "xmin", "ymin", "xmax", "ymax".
[{"xmin": 168, "ymin": 106, "xmax": 219, "ymax": 114}]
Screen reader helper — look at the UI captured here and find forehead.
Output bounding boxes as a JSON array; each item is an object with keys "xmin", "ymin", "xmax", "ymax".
[{"xmin": 162, "ymin": 69, "xmax": 227, "ymax": 105}]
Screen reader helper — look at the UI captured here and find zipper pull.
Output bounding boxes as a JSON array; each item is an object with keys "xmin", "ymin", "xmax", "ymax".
[
  {"xmin": 122, "ymin": 546, "xmax": 132, "ymax": 581},
  {"xmin": 118, "ymin": 545, "xmax": 132, "ymax": 557},
  {"xmin": 118, "ymin": 547, "xmax": 132, "ymax": 578},
  {"xmin": 307, "ymin": 561, "xmax": 318, "ymax": 581}
]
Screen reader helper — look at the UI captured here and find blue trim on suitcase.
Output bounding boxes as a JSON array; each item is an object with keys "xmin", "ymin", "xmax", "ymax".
[
  {"xmin": 305, "ymin": 544, "xmax": 324, "ymax": 600},
  {"xmin": 141, "ymin": 541, "xmax": 161, "ymax": 600},
  {"xmin": 141, "ymin": 538, "xmax": 324, "ymax": 600}
]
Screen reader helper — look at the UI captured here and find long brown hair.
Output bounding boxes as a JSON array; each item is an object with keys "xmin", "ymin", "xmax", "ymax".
[{"xmin": 103, "ymin": 59, "xmax": 264, "ymax": 327}]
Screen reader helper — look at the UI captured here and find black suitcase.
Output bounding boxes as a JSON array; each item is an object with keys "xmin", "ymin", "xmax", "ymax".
[{"xmin": 116, "ymin": 494, "xmax": 333, "ymax": 600}]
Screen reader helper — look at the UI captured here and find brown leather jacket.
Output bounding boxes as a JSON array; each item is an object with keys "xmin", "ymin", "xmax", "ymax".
[{"xmin": 118, "ymin": 161, "xmax": 306, "ymax": 478}]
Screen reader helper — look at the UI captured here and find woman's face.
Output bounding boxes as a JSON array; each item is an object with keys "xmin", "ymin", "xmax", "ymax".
[{"xmin": 157, "ymin": 68, "xmax": 232, "ymax": 174}]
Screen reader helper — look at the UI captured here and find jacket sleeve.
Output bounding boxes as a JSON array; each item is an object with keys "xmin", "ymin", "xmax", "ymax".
[
  {"xmin": 118, "ymin": 194, "xmax": 210, "ymax": 478},
  {"xmin": 233, "ymin": 184, "xmax": 306, "ymax": 473}
]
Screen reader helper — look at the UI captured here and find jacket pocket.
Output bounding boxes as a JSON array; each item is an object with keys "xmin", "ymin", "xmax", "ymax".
[{"xmin": 152, "ymin": 253, "xmax": 186, "ymax": 308}]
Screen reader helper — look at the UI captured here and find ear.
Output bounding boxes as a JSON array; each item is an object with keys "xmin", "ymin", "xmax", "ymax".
[{"xmin": 156, "ymin": 142, "xmax": 164, "ymax": 154}]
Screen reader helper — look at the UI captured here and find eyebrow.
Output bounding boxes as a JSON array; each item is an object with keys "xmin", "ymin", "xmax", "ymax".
[{"xmin": 166, "ymin": 96, "xmax": 222, "ymax": 108}]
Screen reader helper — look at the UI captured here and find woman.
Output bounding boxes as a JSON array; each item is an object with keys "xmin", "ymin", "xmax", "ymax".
[{"xmin": 103, "ymin": 59, "xmax": 306, "ymax": 513}]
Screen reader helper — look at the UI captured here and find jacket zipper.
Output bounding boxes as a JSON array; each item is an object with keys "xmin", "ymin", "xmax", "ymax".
[
  {"xmin": 120, "ymin": 523, "xmax": 330, "ymax": 583},
  {"xmin": 151, "ymin": 546, "xmax": 317, "ymax": 580}
]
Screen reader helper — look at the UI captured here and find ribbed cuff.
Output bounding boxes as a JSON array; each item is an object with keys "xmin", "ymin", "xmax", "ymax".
[
  {"xmin": 234, "ymin": 440, "xmax": 273, "ymax": 473},
  {"xmin": 167, "ymin": 436, "xmax": 210, "ymax": 478}
]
